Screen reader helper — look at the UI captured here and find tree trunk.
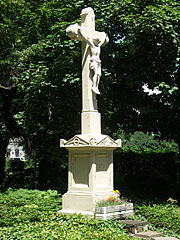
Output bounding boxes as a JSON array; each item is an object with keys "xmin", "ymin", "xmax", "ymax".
[
  {"xmin": 0, "ymin": 137, "xmax": 8, "ymax": 185},
  {"xmin": 177, "ymin": 145, "xmax": 180, "ymax": 204}
]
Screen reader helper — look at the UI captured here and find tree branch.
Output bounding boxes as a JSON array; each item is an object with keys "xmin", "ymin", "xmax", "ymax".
[{"xmin": 0, "ymin": 84, "xmax": 15, "ymax": 90}]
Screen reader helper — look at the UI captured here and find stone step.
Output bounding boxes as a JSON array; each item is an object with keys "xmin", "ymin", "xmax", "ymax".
[
  {"xmin": 152, "ymin": 237, "xmax": 179, "ymax": 240},
  {"xmin": 134, "ymin": 231, "xmax": 163, "ymax": 239},
  {"xmin": 121, "ymin": 220, "xmax": 148, "ymax": 234}
]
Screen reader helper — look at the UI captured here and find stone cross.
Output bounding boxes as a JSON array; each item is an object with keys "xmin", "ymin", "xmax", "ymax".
[
  {"xmin": 59, "ymin": 8, "xmax": 121, "ymax": 218},
  {"xmin": 66, "ymin": 7, "xmax": 109, "ymax": 136}
]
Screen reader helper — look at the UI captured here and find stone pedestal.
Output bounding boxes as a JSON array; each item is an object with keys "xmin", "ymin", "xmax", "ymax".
[
  {"xmin": 59, "ymin": 135, "xmax": 121, "ymax": 217},
  {"xmin": 81, "ymin": 111, "xmax": 101, "ymax": 135}
]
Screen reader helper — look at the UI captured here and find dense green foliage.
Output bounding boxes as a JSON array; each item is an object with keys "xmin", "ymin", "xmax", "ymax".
[
  {"xmin": 4, "ymin": 158, "xmax": 68, "ymax": 192},
  {"xmin": 0, "ymin": 0, "xmax": 83, "ymax": 186},
  {"xmin": 0, "ymin": 189, "xmax": 179, "ymax": 239},
  {"xmin": 114, "ymin": 151, "xmax": 178, "ymax": 199},
  {"xmin": 0, "ymin": 189, "xmax": 132, "ymax": 240},
  {"xmin": 4, "ymin": 159, "xmax": 38, "ymax": 189},
  {"xmin": 4, "ymin": 148, "xmax": 178, "ymax": 199},
  {"xmin": 121, "ymin": 131, "xmax": 178, "ymax": 153},
  {"xmin": 131, "ymin": 202, "xmax": 180, "ymax": 238}
]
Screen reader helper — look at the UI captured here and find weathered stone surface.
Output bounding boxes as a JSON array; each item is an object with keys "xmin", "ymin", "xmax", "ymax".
[
  {"xmin": 134, "ymin": 231, "xmax": 163, "ymax": 239},
  {"xmin": 95, "ymin": 209, "xmax": 134, "ymax": 220},
  {"xmin": 121, "ymin": 220, "xmax": 148, "ymax": 227},
  {"xmin": 95, "ymin": 206, "xmax": 115, "ymax": 214},
  {"xmin": 95, "ymin": 204, "xmax": 134, "ymax": 220},
  {"xmin": 60, "ymin": 134, "xmax": 121, "ymax": 148},
  {"xmin": 152, "ymin": 237, "xmax": 179, "ymax": 240},
  {"xmin": 121, "ymin": 220, "xmax": 148, "ymax": 234},
  {"xmin": 117, "ymin": 210, "xmax": 134, "ymax": 220}
]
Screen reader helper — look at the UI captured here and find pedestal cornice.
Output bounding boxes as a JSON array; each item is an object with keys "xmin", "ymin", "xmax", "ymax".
[{"xmin": 60, "ymin": 134, "xmax": 122, "ymax": 149}]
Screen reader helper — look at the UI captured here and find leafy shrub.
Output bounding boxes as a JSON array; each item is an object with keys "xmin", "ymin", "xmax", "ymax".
[
  {"xmin": 129, "ymin": 202, "xmax": 180, "ymax": 239},
  {"xmin": 4, "ymin": 160, "xmax": 38, "ymax": 189},
  {"xmin": 114, "ymin": 151, "xmax": 178, "ymax": 199},
  {"xmin": 4, "ymin": 156, "xmax": 68, "ymax": 192},
  {"xmin": 0, "ymin": 189, "xmax": 61, "ymax": 227},
  {"xmin": 0, "ymin": 189, "xmax": 132, "ymax": 240}
]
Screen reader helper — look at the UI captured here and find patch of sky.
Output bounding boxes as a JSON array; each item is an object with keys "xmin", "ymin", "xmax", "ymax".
[{"xmin": 143, "ymin": 83, "xmax": 162, "ymax": 95}]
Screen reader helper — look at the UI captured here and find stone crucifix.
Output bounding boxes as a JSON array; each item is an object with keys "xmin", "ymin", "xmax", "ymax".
[
  {"xmin": 59, "ymin": 8, "xmax": 121, "ymax": 218},
  {"xmin": 66, "ymin": 7, "xmax": 109, "ymax": 136}
]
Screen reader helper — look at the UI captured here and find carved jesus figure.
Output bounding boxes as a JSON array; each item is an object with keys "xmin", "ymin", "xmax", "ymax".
[
  {"xmin": 66, "ymin": 19, "xmax": 109, "ymax": 96},
  {"xmin": 79, "ymin": 28, "xmax": 107, "ymax": 94}
]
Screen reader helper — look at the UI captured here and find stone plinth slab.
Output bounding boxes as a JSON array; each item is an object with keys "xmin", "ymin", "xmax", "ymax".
[
  {"xmin": 121, "ymin": 220, "xmax": 148, "ymax": 234},
  {"xmin": 134, "ymin": 231, "xmax": 163, "ymax": 239},
  {"xmin": 58, "ymin": 209, "xmax": 94, "ymax": 219},
  {"xmin": 121, "ymin": 220, "xmax": 148, "ymax": 227},
  {"xmin": 152, "ymin": 238, "xmax": 179, "ymax": 240}
]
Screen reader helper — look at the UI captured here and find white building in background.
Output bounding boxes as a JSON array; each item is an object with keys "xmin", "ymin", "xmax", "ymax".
[{"xmin": 6, "ymin": 138, "xmax": 25, "ymax": 161}]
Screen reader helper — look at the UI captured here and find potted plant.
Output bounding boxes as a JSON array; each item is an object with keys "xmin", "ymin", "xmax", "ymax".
[{"xmin": 95, "ymin": 190, "xmax": 133, "ymax": 220}]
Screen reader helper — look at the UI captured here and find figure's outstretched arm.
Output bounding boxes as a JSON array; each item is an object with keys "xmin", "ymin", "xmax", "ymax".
[
  {"xmin": 99, "ymin": 33, "xmax": 109, "ymax": 47},
  {"xmin": 98, "ymin": 39, "xmax": 104, "ymax": 47},
  {"xmin": 78, "ymin": 28, "xmax": 94, "ymax": 48}
]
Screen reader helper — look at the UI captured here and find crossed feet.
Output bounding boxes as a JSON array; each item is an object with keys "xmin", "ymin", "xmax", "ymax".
[{"xmin": 92, "ymin": 87, "xmax": 100, "ymax": 95}]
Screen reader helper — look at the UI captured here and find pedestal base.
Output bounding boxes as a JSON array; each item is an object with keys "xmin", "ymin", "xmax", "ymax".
[
  {"xmin": 58, "ymin": 209, "xmax": 94, "ymax": 218},
  {"xmin": 58, "ymin": 191, "xmax": 114, "ymax": 218},
  {"xmin": 59, "ymin": 191, "xmax": 113, "ymax": 217},
  {"xmin": 59, "ymin": 135, "xmax": 121, "ymax": 218}
]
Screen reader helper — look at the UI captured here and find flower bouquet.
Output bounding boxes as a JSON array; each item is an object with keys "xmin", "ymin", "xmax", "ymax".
[{"xmin": 95, "ymin": 190, "xmax": 133, "ymax": 220}]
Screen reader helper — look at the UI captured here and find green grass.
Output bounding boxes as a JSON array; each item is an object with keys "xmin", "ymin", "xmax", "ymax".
[{"xmin": 0, "ymin": 189, "xmax": 132, "ymax": 240}]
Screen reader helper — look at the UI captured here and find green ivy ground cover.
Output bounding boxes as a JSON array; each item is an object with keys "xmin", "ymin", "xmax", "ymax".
[
  {"xmin": 130, "ymin": 202, "xmax": 180, "ymax": 239},
  {"xmin": 0, "ymin": 189, "xmax": 132, "ymax": 240}
]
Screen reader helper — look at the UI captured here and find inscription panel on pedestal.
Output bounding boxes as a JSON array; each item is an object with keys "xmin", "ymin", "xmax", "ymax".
[
  {"xmin": 95, "ymin": 154, "xmax": 111, "ymax": 188},
  {"xmin": 72, "ymin": 154, "xmax": 89, "ymax": 188}
]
